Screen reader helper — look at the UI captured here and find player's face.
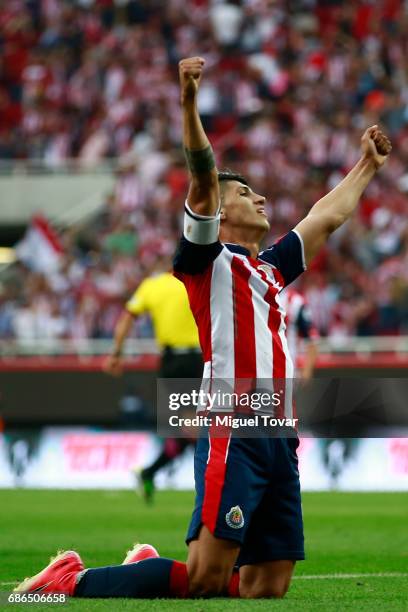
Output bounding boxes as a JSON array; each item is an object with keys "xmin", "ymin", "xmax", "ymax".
[{"xmin": 221, "ymin": 181, "xmax": 270, "ymax": 232}]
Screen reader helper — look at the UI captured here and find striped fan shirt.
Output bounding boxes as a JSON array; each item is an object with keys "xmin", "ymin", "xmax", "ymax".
[{"xmin": 281, "ymin": 288, "xmax": 319, "ymax": 366}]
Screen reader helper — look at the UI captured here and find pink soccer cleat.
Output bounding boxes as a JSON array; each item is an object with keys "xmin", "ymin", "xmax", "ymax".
[
  {"xmin": 122, "ymin": 543, "xmax": 159, "ymax": 565},
  {"xmin": 14, "ymin": 550, "xmax": 84, "ymax": 596}
]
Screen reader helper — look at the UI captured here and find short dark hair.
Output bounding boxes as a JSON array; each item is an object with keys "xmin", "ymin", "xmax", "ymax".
[{"xmin": 217, "ymin": 169, "xmax": 249, "ymax": 186}]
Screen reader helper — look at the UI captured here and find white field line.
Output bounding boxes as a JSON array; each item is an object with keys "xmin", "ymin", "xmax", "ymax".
[
  {"xmin": 294, "ymin": 572, "xmax": 408, "ymax": 580},
  {"xmin": 1, "ymin": 572, "xmax": 407, "ymax": 587}
]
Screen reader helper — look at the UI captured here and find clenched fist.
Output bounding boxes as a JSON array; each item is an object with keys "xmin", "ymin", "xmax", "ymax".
[
  {"xmin": 179, "ymin": 56, "xmax": 205, "ymax": 105},
  {"xmin": 103, "ymin": 353, "xmax": 123, "ymax": 377},
  {"xmin": 361, "ymin": 125, "xmax": 392, "ymax": 169}
]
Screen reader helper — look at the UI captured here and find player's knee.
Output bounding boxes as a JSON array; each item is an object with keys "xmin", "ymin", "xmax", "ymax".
[
  {"xmin": 239, "ymin": 576, "xmax": 290, "ymax": 599},
  {"xmin": 188, "ymin": 564, "xmax": 229, "ymax": 597}
]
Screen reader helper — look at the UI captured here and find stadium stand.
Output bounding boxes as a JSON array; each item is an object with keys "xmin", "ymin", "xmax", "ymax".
[{"xmin": 0, "ymin": 0, "xmax": 407, "ymax": 342}]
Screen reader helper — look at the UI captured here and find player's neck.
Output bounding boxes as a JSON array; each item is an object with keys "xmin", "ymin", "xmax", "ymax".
[
  {"xmin": 220, "ymin": 228, "xmax": 263, "ymax": 258},
  {"xmin": 234, "ymin": 240, "xmax": 260, "ymax": 258}
]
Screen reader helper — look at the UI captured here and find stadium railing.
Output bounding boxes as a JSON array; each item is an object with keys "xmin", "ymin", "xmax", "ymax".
[
  {"xmin": 0, "ymin": 337, "xmax": 407, "ymax": 371},
  {"xmin": 0, "ymin": 336, "xmax": 407, "ymax": 357}
]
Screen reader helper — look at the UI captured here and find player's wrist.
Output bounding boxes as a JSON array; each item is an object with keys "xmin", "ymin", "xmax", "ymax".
[
  {"xmin": 358, "ymin": 154, "xmax": 380, "ymax": 173},
  {"xmin": 112, "ymin": 348, "xmax": 122, "ymax": 358},
  {"xmin": 181, "ymin": 92, "xmax": 197, "ymax": 108}
]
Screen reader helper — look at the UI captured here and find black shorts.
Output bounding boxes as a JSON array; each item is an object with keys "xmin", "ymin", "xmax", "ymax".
[
  {"xmin": 159, "ymin": 347, "xmax": 203, "ymax": 379},
  {"xmin": 186, "ymin": 431, "xmax": 305, "ymax": 566}
]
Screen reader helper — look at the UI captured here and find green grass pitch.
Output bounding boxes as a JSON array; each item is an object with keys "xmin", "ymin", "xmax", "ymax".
[{"xmin": 0, "ymin": 490, "xmax": 407, "ymax": 610}]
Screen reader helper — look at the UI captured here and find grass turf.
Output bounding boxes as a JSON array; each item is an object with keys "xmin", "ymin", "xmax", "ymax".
[{"xmin": 0, "ymin": 490, "xmax": 407, "ymax": 610}]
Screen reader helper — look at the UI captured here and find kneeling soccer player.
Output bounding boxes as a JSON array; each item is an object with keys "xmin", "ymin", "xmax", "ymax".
[{"xmin": 15, "ymin": 57, "xmax": 391, "ymax": 599}]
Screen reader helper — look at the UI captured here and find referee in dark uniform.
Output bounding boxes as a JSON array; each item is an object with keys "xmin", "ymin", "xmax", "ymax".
[{"xmin": 104, "ymin": 257, "xmax": 202, "ymax": 502}]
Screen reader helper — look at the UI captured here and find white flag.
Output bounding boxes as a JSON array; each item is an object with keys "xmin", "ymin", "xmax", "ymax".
[{"xmin": 16, "ymin": 214, "xmax": 64, "ymax": 273}]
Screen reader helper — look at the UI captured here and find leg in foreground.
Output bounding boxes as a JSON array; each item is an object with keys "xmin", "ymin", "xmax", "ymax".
[
  {"xmin": 14, "ymin": 535, "xmax": 294, "ymax": 599},
  {"xmin": 15, "ymin": 544, "xmax": 189, "ymax": 598},
  {"xmin": 75, "ymin": 526, "xmax": 240, "ymax": 599},
  {"xmin": 187, "ymin": 525, "xmax": 240, "ymax": 597},
  {"xmin": 239, "ymin": 561, "xmax": 296, "ymax": 599},
  {"xmin": 74, "ymin": 542, "xmax": 188, "ymax": 598},
  {"xmin": 14, "ymin": 533, "xmax": 237, "ymax": 599}
]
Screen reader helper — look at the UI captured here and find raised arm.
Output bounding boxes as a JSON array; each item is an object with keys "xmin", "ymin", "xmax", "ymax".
[
  {"xmin": 295, "ymin": 126, "xmax": 392, "ymax": 265},
  {"xmin": 179, "ymin": 57, "xmax": 219, "ymax": 217}
]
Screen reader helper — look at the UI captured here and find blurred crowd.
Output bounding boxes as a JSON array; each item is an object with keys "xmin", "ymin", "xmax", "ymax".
[{"xmin": 0, "ymin": 0, "xmax": 408, "ymax": 343}]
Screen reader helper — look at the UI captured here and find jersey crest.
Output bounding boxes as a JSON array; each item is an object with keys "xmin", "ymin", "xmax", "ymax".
[{"xmin": 226, "ymin": 505, "xmax": 245, "ymax": 529}]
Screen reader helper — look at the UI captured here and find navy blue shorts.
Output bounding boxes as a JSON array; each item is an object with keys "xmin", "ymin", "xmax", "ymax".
[{"xmin": 186, "ymin": 431, "xmax": 304, "ymax": 566}]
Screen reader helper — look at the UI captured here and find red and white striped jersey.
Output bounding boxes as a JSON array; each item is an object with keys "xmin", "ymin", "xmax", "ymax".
[
  {"xmin": 173, "ymin": 202, "xmax": 307, "ymax": 416},
  {"xmin": 281, "ymin": 289, "xmax": 318, "ymax": 366}
]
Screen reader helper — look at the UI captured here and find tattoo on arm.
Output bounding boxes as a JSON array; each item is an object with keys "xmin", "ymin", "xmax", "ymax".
[{"xmin": 184, "ymin": 145, "xmax": 215, "ymax": 175}]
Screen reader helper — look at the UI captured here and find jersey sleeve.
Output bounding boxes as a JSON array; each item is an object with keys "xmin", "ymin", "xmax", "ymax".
[
  {"xmin": 125, "ymin": 281, "xmax": 149, "ymax": 316},
  {"xmin": 173, "ymin": 201, "xmax": 223, "ymax": 276},
  {"xmin": 258, "ymin": 230, "xmax": 306, "ymax": 287}
]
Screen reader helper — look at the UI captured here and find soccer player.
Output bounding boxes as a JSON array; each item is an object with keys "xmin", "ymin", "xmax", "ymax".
[
  {"xmin": 15, "ymin": 57, "xmax": 391, "ymax": 599},
  {"xmin": 281, "ymin": 288, "xmax": 319, "ymax": 382},
  {"xmin": 104, "ymin": 255, "xmax": 202, "ymax": 502}
]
